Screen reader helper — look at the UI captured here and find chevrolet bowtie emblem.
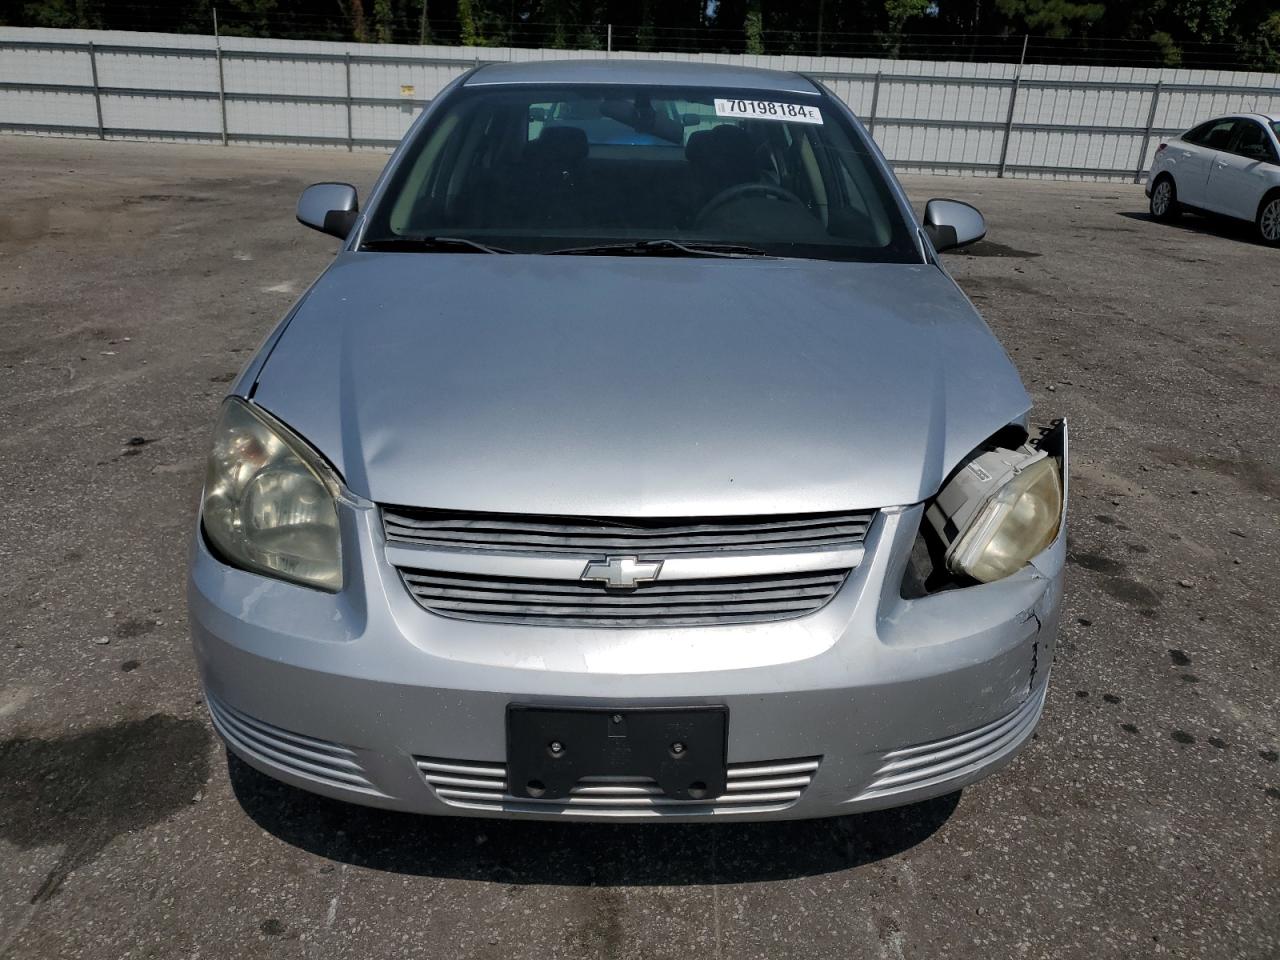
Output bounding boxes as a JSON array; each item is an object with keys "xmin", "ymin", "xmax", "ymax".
[{"xmin": 580, "ymin": 556, "xmax": 663, "ymax": 590}]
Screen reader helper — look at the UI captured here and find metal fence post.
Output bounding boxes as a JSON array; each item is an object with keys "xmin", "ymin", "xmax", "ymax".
[
  {"xmin": 997, "ymin": 74, "xmax": 1021, "ymax": 178},
  {"xmin": 213, "ymin": 10, "xmax": 228, "ymax": 146},
  {"xmin": 1134, "ymin": 80, "xmax": 1162, "ymax": 184},
  {"xmin": 87, "ymin": 42, "xmax": 105, "ymax": 140},
  {"xmin": 867, "ymin": 72, "xmax": 881, "ymax": 137},
  {"xmin": 344, "ymin": 53, "xmax": 353, "ymax": 152}
]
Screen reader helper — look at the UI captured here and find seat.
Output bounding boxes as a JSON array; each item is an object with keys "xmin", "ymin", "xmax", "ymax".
[
  {"xmin": 524, "ymin": 125, "xmax": 589, "ymax": 171},
  {"xmin": 685, "ymin": 125, "xmax": 760, "ymax": 203},
  {"xmin": 475, "ymin": 126, "xmax": 591, "ymax": 229}
]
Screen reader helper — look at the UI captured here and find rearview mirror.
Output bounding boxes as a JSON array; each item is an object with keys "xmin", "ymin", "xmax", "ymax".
[
  {"xmin": 297, "ymin": 182, "xmax": 359, "ymax": 239},
  {"xmin": 923, "ymin": 199, "xmax": 986, "ymax": 253}
]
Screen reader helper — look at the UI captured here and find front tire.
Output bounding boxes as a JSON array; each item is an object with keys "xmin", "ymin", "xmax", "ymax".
[
  {"xmin": 1149, "ymin": 176, "xmax": 1180, "ymax": 222},
  {"xmin": 1257, "ymin": 194, "xmax": 1280, "ymax": 247}
]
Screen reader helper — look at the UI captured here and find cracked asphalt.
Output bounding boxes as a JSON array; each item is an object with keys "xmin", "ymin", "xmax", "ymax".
[{"xmin": 0, "ymin": 136, "xmax": 1277, "ymax": 959}]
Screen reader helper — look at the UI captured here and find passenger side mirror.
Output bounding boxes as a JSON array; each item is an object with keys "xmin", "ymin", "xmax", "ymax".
[
  {"xmin": 297, "ymin": 182, "xmax": 359, "ymax": 239},
  {"xmin": 923, "ymin": 199, "xmax": 987, "ymax": 253}
]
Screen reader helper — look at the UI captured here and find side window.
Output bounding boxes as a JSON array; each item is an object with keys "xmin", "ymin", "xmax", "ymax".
[
  {"xmin": 1232, "ymin": 121, "xmax": 1277, "ymax": 163},
  {"xmin": 1183, "ymin": 118, "xmax": 1236, "ymax": 147},
  {"xmin": 1182, "ymin": 120, "xmax": 1217, "ymax": 145},
  {"xmin": 1202, "ymin": 119, "xmax": 1239, "ymax": 151}
]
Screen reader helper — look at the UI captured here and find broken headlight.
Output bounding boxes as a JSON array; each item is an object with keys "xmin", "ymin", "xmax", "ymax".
[
  {"xmin": 200, "ymin": 398, "xmax": 343, "ymax": 592},
  {"xmin": 923, "ymin": 434, "xmax": 1064, "ymax": 584}
]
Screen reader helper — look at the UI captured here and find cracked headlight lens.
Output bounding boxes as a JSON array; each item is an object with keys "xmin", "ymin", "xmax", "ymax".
[
  {"xmin": 201, "ymin": 398, "xmax": 342, "ymax": 591},
  {"xmin": 946, "ymin": 455, "xmax": 1062, "ymax": 583}
]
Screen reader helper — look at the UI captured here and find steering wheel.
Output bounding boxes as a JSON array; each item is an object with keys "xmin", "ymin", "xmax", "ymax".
[{"xmin": 694, "ymin": 181, "xmax": 807, "ymax": 226}]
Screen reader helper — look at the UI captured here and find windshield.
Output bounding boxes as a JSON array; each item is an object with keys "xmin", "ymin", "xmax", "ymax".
[{"xmin": 361, "ymin": 84, "xmax": 919, "ymax": 263}]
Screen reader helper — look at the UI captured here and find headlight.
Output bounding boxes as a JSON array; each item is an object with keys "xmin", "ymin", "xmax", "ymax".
[
  {"xmin": 924, "ymin": 439, "xmax": 1063, "ymax": 584},
  {"xmin": 201, "ymin": 398, "xmax": 343, "ymax": 591}
]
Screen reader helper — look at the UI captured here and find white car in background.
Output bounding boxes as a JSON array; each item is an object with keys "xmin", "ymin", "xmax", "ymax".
[{"xmin": 1147, "ymin": 113, "xmax": 1280, "ymax": 245}]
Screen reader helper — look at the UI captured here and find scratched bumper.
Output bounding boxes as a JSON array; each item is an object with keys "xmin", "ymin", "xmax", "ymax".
[{"xmin": 189, "ymin": 486, "xmax": 1064, "ymax": 822}]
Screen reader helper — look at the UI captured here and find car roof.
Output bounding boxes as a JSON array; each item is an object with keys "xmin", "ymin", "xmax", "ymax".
[{"xmin": 464, "ymin": 58, "xmax": 821, "ymax": 96}]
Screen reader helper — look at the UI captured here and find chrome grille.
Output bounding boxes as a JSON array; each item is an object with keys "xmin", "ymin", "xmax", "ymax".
[
  {"xmin": 853, "ymin": 687, "xmax": 1047, "ymax": 802},
  {"xmin": 207, "ymin": 691, "xmax": 383, "ymax": 796},
  {"xmin": 382, "ymin": 507, "xmax": 875, "ymax": 556},
  {"xmin": 399, "ymin": 568, "xmax": 849, "ymax": 626},
  {"xmin": 416, "ymin": 756, "xmax": 820, "ymax": 817}
]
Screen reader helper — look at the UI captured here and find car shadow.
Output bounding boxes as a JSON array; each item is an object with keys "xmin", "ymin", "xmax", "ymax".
[
  {"xmin": 1118, "ymin": 209, "xmax": 1261, "ymax": 245},
  {"xmin": 227, "ymin": 753, "xmax": 960, "ymax": 885}
]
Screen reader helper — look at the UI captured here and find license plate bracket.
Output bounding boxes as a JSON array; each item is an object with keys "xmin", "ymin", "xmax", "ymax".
[{"xmin": 506, "ymin": 705, "xmax": 728, "ymax": 801}]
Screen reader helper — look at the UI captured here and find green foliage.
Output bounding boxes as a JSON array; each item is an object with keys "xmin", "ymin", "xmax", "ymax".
[
  {"xmin": 457, "ymin": 0, "xmax": 482, "ymax": 45},
  {"xmin": 1171, "ymin": 0, "xmax": 1237, "ymax": 43},
  {"xmin": 995, "ymin": 0, "xmax": 1104, "ymax": 38},
  {"xmin": 1, "ymin": 0, "xmax": 1277, "ymax": 69},
  {"xmin": 885, "ymin": 0, "xmax": 930, "ymax": 32},
  {"xmin": 1149, "ymin": 30, "xmax": 1182, "ymax": 66},
  {"xmin": 1241, "ymin": 10, "xmax": 1280, "ymax": 69},
  {"xmin": 18, "ymin": 0, "xmax": 101, "ymax": 28},
  {"xmin": 372, "ymin": 0, "xmax": 393, "ymax": 43},
  {"xmin": 634, "ymin": 0, "xmax": 655, "ymax": 50},
  {"xmin": 744, "ymin": 0, "xmax": 764, "ymax": 54},
  {"xmin": 882, "ymin": 0, "xmax": 931, "ymax": 56}
]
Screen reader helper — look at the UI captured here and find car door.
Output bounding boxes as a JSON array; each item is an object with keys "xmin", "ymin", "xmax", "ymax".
[
  {"xmin": 1204, "ymin": 119, "xmax": 1280, "ymax": 220},
  {"xmin": 1171, "ymin": 118, "xmax": 1238, "ymax": 207}
]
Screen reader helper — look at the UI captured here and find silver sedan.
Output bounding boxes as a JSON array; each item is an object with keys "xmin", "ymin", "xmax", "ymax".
[{"xmin": 189, "ymin": 59, "xmax": 1068, "ymax": 821}]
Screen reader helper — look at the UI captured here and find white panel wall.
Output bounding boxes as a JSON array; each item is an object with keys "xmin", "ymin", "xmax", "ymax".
[{"xmin": 2, "ymin": 25, "xmax": 1278, "ymax": 180}]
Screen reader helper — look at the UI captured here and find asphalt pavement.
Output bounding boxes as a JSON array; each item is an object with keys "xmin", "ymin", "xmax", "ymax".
[{"xmin": 0, "ymin": 135, "xmax": 1276, "ymax": 959}]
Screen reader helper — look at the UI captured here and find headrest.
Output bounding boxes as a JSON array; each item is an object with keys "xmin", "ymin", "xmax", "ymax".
[
  {"xmin": 525, "ymin": 125, "xmax": 589, "ymax": 165},
  {"xmin": 685, "ymin": 124, "xmax": 754, "ymax": 166}
]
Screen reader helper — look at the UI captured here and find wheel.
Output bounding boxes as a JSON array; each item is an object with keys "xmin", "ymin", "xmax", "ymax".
[
  {"xmin": 1149, "ymin": 176, "xmax": 1180, "ymax": 222},
  {"xmin": 1257, "ymin": 194, "xmax": 1280, "ymax": 247}
]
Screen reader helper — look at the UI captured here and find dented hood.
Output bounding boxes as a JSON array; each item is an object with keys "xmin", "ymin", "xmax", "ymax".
[{"xmin": 252, "ymin": 252, "xmax": 1030, "ymax": 515}]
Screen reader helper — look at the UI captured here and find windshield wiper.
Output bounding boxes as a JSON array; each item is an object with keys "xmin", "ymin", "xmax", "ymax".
[
  {"xmin": 547, "ymin": 239, "xmax": 772, "ymax": 258},
  {"xmin": 361, "ymin": 236, "xmax": 513, "ymax": 254}
]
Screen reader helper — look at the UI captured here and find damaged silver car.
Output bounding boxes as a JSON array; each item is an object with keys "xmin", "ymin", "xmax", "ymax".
[{"xmin": 189, "ymin": 59, "xmax": 1067, "ymax": 821}]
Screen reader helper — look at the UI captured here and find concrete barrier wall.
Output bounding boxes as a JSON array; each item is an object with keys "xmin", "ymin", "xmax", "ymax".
[{"xmin": 3, "ymin": 25, "xmax": 1279, "ymax": 180}]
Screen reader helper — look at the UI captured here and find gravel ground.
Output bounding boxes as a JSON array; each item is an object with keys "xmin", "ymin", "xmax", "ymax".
[{"xmin": 0, "ymin": 135, "xmax": 1276, "ymax": 960}]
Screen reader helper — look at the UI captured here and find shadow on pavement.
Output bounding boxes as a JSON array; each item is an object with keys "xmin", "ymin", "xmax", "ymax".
[
  {"xmin": 228, "ymin": 752, "xmax": 959, "ymax": 885},
  {"xmin": 1118, "ymin": 209, "xmax": 1261, "ymax": 244}
]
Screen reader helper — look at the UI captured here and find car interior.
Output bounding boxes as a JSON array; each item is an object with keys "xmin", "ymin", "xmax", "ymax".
[{"xmin": 384, "ymin": 92, "xmax": 896, "ymax": 250}]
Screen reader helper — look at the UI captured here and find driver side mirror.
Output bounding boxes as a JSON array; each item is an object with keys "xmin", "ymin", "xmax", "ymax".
[
  {"xmin": 297, "ymin": 182, "xmax": 359, "ymax": 239},
  {"xmin": 923, "ymin": 199, "xmax": 986, "ymax": 253}
]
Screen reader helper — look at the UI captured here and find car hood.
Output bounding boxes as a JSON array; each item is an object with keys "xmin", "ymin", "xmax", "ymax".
[{"xmin": 252, "ymin": 253, "xmax": 1030, "ymax": 515}]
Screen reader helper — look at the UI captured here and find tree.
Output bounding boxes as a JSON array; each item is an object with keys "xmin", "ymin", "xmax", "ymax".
[
  {"xmin": 744, "ymin": 0, "xmax": 763, "ymax": 54},
  {"xmin": 883, "ymin": 0, "xmax": 931, "ymax": 55},
  {"xmin": 994, "ymin": 0, "xmax": 1104, "ymax": 38},
  {"xmin": 1171, "ymin": 0, "xmax": 1237, "ymax": 43},
  {"xmin": 372, "ymin": 0, "xmax": 393, "ymax": 40},
  {"xmin": 418, "ymin": 0, "xmax": 431, "ymax": 44},
  {"xmin": 457, "ymin": 0, "xmax": 483, "ymax": 44}
]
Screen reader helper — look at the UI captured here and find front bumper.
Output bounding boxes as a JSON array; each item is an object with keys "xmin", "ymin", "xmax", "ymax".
[{"xmin": 190, "ymin": 477, "xmax": 1066, "ymax": 821}]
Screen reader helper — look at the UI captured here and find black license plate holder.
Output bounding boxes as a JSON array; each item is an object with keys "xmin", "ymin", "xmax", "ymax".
[{"xmin": 506, "ymin": 705, "xmax": 728, "ymax": 801}]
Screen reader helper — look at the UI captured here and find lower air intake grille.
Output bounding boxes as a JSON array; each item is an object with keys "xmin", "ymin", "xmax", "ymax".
[
  {"xmin": 853, "ymin": 687, "xmax": 1047, "ymax": 802},
  {"xmin": 398, "ymin": 568, "xmax": 850, "ymax": 627},
  {"xmin": 382, "ymin": 507, "xmax": 875, "ymax": 555},
  {"xmin": 207, "ymin": 692, "xmax": 382, "ymax": 796},
  {"xmin": 416, "ymin": 756, "xmax": 820, "ymax": 817}
]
